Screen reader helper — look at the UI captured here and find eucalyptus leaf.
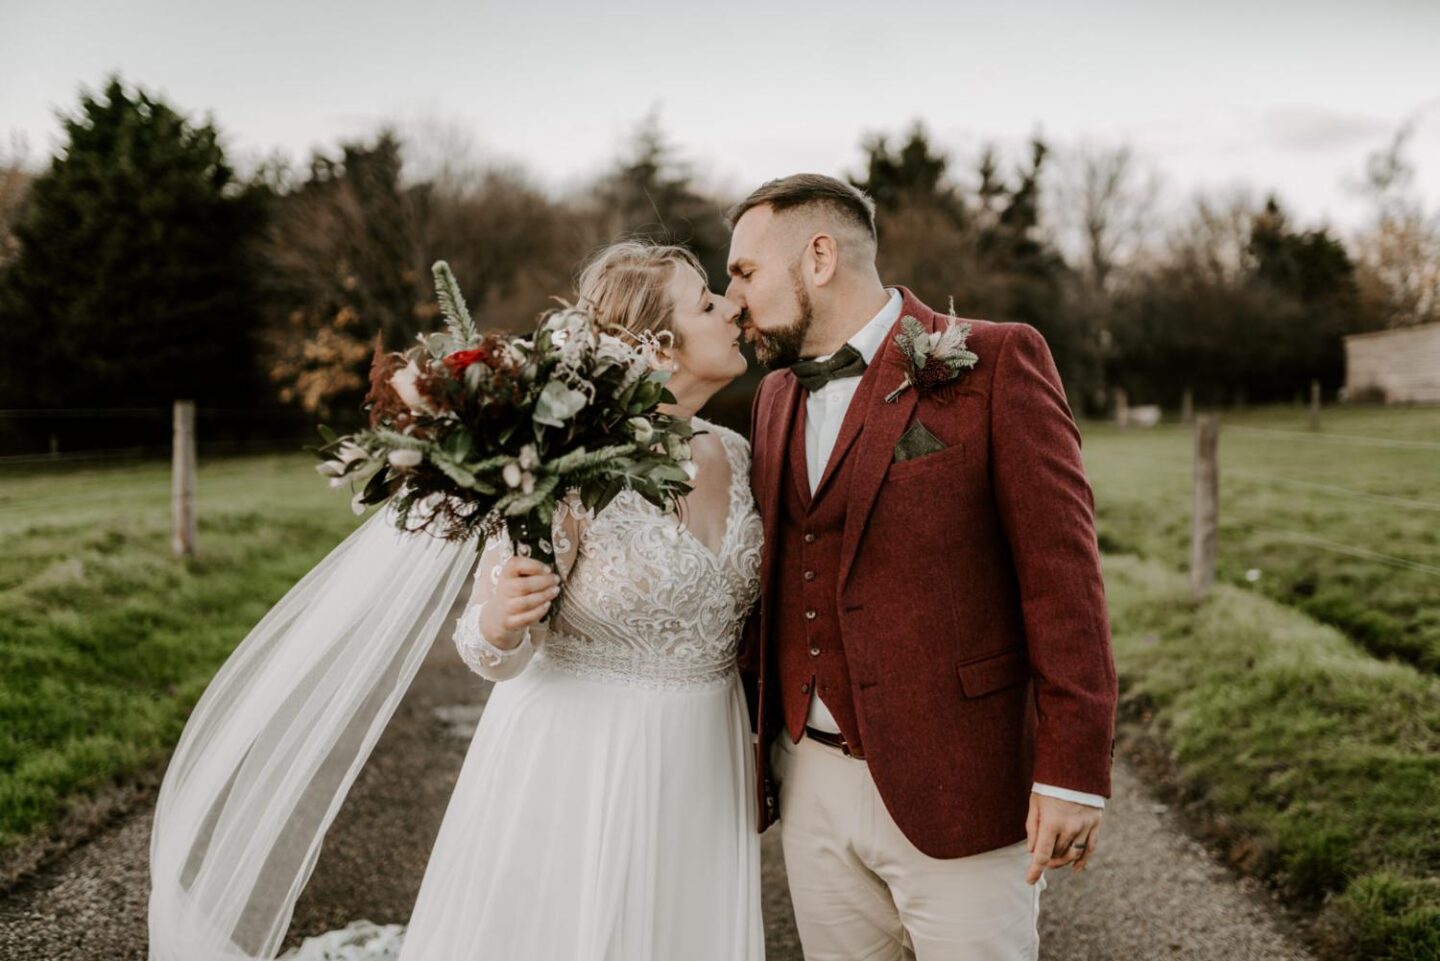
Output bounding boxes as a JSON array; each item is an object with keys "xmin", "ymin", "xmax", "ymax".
[{"xmin": 535, "ymin": 380, "xmax": 589, "ymax": 427}]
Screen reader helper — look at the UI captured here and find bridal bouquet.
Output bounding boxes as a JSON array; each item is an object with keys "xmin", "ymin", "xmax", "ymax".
[{"xmin": 313, "ymin": 261, "xmax": 699, "ymax": 568}]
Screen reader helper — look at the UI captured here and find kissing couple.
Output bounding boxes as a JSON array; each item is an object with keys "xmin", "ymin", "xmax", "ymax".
[{"xmin": 149, "ymin": 173, "xmax": 1117, "ymax": 961}]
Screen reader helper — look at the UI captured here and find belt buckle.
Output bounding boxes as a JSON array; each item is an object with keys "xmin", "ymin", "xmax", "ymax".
[{"xmin": 808, "ymin": 725, "xmax": 859, "ymax": 758}]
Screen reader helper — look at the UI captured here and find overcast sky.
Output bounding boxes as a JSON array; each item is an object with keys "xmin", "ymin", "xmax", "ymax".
[{"xmin": 3, "ymin": 0, "xmax": 1438, "ymax": 234}]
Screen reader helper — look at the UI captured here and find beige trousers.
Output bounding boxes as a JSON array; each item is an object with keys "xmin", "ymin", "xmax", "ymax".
[{"xmin": 771, "ymin": 731, "xmax": 1045, "ymax": 961}]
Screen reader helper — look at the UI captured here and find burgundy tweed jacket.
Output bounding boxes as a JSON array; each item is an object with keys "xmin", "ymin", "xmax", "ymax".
[{"xmin": 738, "ymin": 286, "xmax": 1118, "ymax": 859}]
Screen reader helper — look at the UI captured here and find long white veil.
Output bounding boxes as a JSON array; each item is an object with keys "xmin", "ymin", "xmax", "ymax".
[{"xmin": 148, "ymin": 505, "xmax": 479, "ymax": 960}]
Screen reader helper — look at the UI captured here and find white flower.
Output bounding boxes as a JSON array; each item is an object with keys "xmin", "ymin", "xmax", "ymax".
[
  {"xmin": 316, "ymin": 442, "xmax": 369, "ymax": 479},
  {"xmin": 518, "ymin": 443, "xmax": 539, "ymax": 471},
  {"xmin": 627, "ymin": 416, "xmax": 655, "ymax": 445},
  {"xmin": 595, "ymin": 333, "xmax": 632, "ymax": 365},
  {"xmin": 337, "ymin": 442, "xmax": 368, "ymax": 464},
  {"xmin": 503, "ymin": 462, "xmax": 523, "ymax": 489},
  {"xmin": 521, "ymin": 470, "xmax": 536, "ymax": 495},
  {"xmin": 388, "ymin": 448, "xmax": 423, "ymax": 468},
  {"xmin": 665, "ymin": 435, "xmax": 691, "ymax": 462},
  {"xmin": 390, "ymin": 361, "xmax": 431, "ymax": 413}
]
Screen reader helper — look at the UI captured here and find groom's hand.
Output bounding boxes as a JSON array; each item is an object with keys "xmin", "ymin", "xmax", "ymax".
[{"xmin": 1025, "ymin": 792, "xmax": 1103, "ymax": 884}]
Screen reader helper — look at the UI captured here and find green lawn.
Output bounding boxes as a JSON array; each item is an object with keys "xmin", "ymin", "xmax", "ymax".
[
  {"xmin": 1105, "ymin": 552, "xmax": 1439, "ymax": 961},
  {"xmin": 0, "ymin": 454, "xmax": 361, "ymax": 851},
  {"xmin": 1082, "ymin": 404, "xmax": 1440, "ymax": 672}
]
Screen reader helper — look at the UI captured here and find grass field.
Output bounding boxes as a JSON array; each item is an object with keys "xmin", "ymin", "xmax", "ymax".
[
  {"xmin": 1105, "ymin": 553, "xmax": 1439, "ymax": 960},
  {"xmin": 0, "ymin": 454, "xmax": 361, "ymax": 851},
  {"xmin": 1082, "ymin": 404, "xmax": 1440, "ymax": 672}
]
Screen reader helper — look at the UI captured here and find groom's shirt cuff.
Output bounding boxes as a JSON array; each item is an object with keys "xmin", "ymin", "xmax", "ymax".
[{"xmin": 1031, "ymin": 782, "xmax": 1106, "ymax": 809}]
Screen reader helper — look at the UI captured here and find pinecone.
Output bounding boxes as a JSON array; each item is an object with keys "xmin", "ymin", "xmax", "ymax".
[{"xmin": 915, "ymin": 356, "xmax": 952, "ymax": 392}]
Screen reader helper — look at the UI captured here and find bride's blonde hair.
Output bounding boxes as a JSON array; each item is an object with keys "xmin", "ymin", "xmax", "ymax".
[{"xmin": 575, "ymin": 241, "xmax": 708, "ymax": 351}]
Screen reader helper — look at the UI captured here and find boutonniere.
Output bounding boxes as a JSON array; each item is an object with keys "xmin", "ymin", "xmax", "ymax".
[{"xmin": 884, "ymin": 314, "xmax": 979, "ymax": 403}]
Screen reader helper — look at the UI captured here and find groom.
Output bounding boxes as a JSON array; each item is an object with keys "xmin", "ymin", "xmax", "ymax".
[{"xmin": 730, "ymin": 174, "xmax": 1117, "ymax": 960}]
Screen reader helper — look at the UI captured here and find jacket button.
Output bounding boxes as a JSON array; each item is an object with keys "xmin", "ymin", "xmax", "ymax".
[
  {"xmin": 803, "ymin": 532, "xmax": 816, "ymax": 543},
  {"xmin": 801, "ymin": 682, "xmax": 810, "ymax": 693},
  {"xmin": 803, "ymin": 570, "xmax": 816, "ymax": 581},
  {"xmin": 805, "ymin": 609, "xmax": 817, "ymax": 620},
  {"xmin": 810, "ymin": 646, "xmax": 821, "ymax": 656}
]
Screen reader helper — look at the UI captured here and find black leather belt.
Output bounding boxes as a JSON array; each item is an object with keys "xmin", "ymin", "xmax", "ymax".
[{"xmin": 805, "ymin": 725, "xmax": 864, "ymax": 759}]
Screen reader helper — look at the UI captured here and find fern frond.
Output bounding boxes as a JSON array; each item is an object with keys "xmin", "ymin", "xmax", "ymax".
[{"xmin": 431, "ymin": 261, "xmax": 477, "ymax": 344}]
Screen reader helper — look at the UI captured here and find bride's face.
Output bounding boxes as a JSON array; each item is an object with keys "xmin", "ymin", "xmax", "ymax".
[{"xmin": 661, "ymin": 263, "xmax": 746, "ymax": 386}]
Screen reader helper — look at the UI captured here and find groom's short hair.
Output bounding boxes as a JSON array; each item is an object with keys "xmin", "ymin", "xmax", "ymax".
[{"xmin": 726, "ymin": 174, "xmax": 877, "ymax": 243}]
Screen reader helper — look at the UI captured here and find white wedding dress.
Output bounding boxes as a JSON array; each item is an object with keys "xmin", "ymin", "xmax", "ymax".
[{"xmin": 283, "ymin": 416, "xmax": 766, "ymax": 961}]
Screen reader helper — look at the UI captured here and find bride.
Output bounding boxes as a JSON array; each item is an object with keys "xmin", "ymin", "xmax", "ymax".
[{"xmin": 147, "ymin": 242, "xmax": 765, "ymax": 961}]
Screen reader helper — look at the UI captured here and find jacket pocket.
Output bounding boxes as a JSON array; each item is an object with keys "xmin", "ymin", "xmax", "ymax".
[
  {"xmin": 886, "ymin": 439, "xmax": 966, "ymax": 481},
  {"xmin": 955, "ymin": 648, "xmax": 1030, "ymax": 698}
]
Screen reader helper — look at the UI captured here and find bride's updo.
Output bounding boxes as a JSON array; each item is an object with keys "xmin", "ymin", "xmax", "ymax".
[{"xmin": 575, "ymin": 241, "xmax": 708, "ymax": 350}]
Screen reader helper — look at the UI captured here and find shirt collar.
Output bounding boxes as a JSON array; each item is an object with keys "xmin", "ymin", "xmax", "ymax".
[{"xmin": 813, "ymin": 288, "xmax": 902, "ymax": 366}]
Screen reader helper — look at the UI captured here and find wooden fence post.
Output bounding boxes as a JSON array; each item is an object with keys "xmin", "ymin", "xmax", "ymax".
[
  {"xmin": 172, "ymin": 400, "xmax": 197, "ymax": 557},
  {"xmin": 1309, "ymin": 379, "xmax": 1321, "ymax": 431},
  {"xmin": 1180, "ymin": 386, "xmax": 1194, "ymax": 425},
  {"xmin": 1190, "ymin": 414, "xmax": 1219, "ymax": 599},
  {"xmin": 1113, "ymin": 387, "xmax": 1129, "ymax": 428}
]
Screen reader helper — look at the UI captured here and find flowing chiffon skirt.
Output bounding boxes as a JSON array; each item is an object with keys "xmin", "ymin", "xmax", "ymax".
[{"xmin": 394, "ymin": 652, "xmax": 764, "ymax": 961}]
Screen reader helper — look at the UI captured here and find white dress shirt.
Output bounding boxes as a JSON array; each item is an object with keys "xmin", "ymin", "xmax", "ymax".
[{"xmin": 798, "ymin": 289, "xmax": 1104, "ymax": 809}]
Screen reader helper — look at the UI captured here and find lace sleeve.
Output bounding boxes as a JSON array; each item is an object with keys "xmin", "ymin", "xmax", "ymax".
[{"xmin": 452, "ymin": 489, "xmax": 592, "ymax": 682}]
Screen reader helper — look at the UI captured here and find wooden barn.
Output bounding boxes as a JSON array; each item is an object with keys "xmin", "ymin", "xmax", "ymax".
[{"xmin": 1342, "ymin": 322, "xmax": 1440, "ymax": 404}]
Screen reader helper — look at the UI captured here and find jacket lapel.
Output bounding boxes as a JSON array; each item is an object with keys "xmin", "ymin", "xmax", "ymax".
[
  {"xmin": 757, "ymin": 371, "xmax": 801, "ymax": 596},
  {"xmin": 810, "ymin": 353, "xmax": 882, "ymax": 502},
  {"xmin": 787, "ymin": 391, "xmax": 812, "ymax": 509},
  {"xmin": 836, "ymin": 288, "xmax": 937, "ymax": 592}
]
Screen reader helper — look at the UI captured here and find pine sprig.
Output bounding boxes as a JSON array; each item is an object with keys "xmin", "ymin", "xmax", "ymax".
[{"xmin": 431, "ymin": 260, "xmax": 477, "ymax": 345}]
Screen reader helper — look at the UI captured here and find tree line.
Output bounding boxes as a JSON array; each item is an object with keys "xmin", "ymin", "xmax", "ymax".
[{"xmin": 1, "ymin": 77, "xmax": 1436, "ymax": 452}]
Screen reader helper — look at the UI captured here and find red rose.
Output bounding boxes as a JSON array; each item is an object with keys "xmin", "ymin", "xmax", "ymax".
[{"xmin": 443, "ymin": 348, "xmax": 490, "ymax": 377}]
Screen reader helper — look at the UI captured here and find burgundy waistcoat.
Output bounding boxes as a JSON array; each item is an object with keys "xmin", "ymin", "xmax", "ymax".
[{"xmin": 773, "ymin": 374, "xmax": 870, "ymax": 751}]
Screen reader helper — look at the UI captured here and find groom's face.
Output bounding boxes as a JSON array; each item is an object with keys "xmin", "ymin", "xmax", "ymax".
[{"xmin": 726, "ymin": 205, "xmax": 814, "ymax": 370}]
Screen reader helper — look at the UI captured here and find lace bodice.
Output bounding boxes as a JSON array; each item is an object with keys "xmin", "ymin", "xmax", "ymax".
[{"xmin": 455, "ymin": 417, "xmax": 763, "ymax": 691}]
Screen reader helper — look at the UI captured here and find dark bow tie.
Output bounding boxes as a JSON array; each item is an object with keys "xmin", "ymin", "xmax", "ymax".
[{"xmin": 791, "ymin": 343, "xmax": 867, "ymax": 393}]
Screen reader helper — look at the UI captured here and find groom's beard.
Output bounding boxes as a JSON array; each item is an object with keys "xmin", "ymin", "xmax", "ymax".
[{"xmin": 752, "ymin": 269, "xmax": 815, "ymax": 371}]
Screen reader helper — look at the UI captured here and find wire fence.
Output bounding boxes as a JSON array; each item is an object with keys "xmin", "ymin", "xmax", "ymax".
[
  {"xmin": 1091, "ymin": 413, "xmax": 1440, "ymax": 595},
  {"xmin": 0, "ymin": 406, "xmax": 326, "ymax": 467},
  {"xmin": 5, "ymin": 404, "xmax": 1437, "ymax": 582},
  {"xmin": 0, "ymin": 405, "xmax": 332, "ymax": 545}
]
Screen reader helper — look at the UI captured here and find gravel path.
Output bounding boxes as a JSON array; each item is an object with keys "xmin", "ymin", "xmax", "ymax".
[{"xmin": 0, "ymin": 634, "xmax": 1314, "ymax": 961}]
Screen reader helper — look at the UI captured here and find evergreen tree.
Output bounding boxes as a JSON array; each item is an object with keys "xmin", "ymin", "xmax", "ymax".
[
  {"xmin": 852, "ymin": 126, "xmax": 1091, "ymax": 409},
  {"xmin": 591, "ymin": 113, "xmax": 730, "ymax": 282},
  {"xmin": 0, "ymin": 76, "xmax": 264, "ymax": 410},
  {"xmin": 852, "ymin": 122, "xmax": 964, "ymax": 224}
]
